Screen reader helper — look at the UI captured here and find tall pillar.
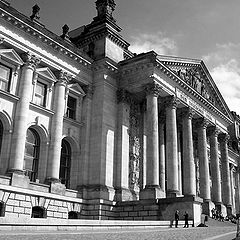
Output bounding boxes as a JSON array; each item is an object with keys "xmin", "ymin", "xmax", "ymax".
[
  {"xmin": 115, "ymin": 89, "xmax": 131, "ymax": 201},
  {"xmin": 182, "ymin": 108, "xmax": 196, "ymax": 196},
  {"xmin": 235, "ymin": 167, "xmax": 240, "ymax": 214},
  {"xmin": 177, "ymin": 125, "xmax": 182, "ymax": 195},
  {"xmin": 219, "ymin": 133, "xmax": 232, "ymax": 211},
  {"xmin": 230, "ymin": 164, "xmax": 236, "ymax": 214},
  {"xmin": 165, "ymin": 96, "xmax": 179, "ymax": 197},
  {"xmin": 208, "ymin": 126, "xmax": 222, "ymax": 205},
  {"xmin": 140, "ymin": 82, "xmax": 162, "ymax": 199},
  {"xmin": 9, "ymin": 53, "xmax": 40, "ymax": 173},
  {"xmin": 196, "ymin": 118, "xmax": 211, "ymax": 201},
  {"xmin": 159, "ymin": 118, "xmax": 165, "ymax": 194},
  {"xmin": 46, "ymin": 71, "xmax": 71, "ymax": 182}
]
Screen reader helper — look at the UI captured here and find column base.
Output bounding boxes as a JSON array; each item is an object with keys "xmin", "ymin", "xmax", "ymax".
[
  {"xmin": 202, "ymin": 200, "xmax": 214, "ymax": 216},
  {"xmin": 9, "ymin": 171, "xmax": 30, "ymax": 189},
  {"xmin": 114, "ymin": 187, "xmax": 139, "ymax": 201},
  {"xmin": 45, "ymin": 178, "xmax": 66, "ymax": 195},
  {"xmin": 140, "ymin": 185, "xmax": 165, "ymax": 200},
  {"xmin": 167, "ymin": 189, "xmax": 179, "ymax": 198},
  {"xmin": 78, "ymin": 185, "xmax": 115, "ymax": 201}
]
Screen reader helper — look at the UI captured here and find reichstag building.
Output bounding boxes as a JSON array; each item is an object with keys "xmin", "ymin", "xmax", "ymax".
[{"xmin": 0, "ymin": 0, "xmax": 239, "ymax": 225}]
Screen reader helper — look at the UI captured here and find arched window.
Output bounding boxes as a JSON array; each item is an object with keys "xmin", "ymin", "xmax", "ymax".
[
  {"xmin": 60, "ymin": 139, "xmax": 71, "ymax": 188},
  {"xmin": 24, "ymin": 128, "xmax": 40, "ymax": 181},
  {"xmin": 0, "ymin": 120, "xmax": 3, "ymax": 157},
  {"xmin": 68, "ymin": 211, "xmax": 78, "ymax": 219},
  {"xmin": 31, "ymin": 206, "xmax": 46, "ymax": 218}
]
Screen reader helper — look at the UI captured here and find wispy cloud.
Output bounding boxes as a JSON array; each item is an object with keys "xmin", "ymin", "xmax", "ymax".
[
  {"xmin": 129, "ymin": 32, "xmax": 178, "ymax": 55},
  {"xmin": 203, "ymin": 43, "xmax": 240, "ymax": 114}
]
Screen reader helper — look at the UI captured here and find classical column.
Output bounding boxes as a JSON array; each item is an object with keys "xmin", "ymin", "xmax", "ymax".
[
  {"xmin": 230, "ymin": 164, "xmax": 236, "ymax": 214},
  {"xmin": 182, "ymin": 108, "xmax": 196, "ymax": 196},
  {"xmin": 46, "ymin": 71, "xmax": 71, "ymax": 182},
  {"xmin": 159, "ymin": 115, "xmax": 165, "ymax": 194},
  {"xmin": 235, "ymin": 167, "xmax": 240, "ymax": 213},
  {"xmin": 140, "ymin": 82, "xmax": 161, "ymax": 199},
  {"xmin": 9, "ymin": 53, "xmax": 40, "ymax": 173},
  {"xmin": 177, "ymin": 125, "xmax": 182, "ymax": 195},
  {"xmin": 115, "ymin": 89, "xmax": 131, "ymax": 200},
  {"xmin": 208, "ymin": 126, "xmax": 222, "ymax": 205},
  {"xmin": 219, "ymin": 133, "xmax": 232, "ymax": 209},
  {"xmin": 165, "ymin": 96, "xmax": 179, "ymax": 197},
  {"xmin": 196, "ymin": 118, "xmax": 211, "ymax": 201}
]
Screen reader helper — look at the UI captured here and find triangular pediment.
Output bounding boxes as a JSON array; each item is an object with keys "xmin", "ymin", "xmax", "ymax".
[
  {"xmin": 0, "ymin": 49, "xmax": 24, "ymax": 65},
  {"xmin": 69, "ymin": 83, "xmax": 85, "ymax": 96},
  {"xmin": 157, "ymin": 56, "xmax": 233, "ymax": 120},
  {"xmin": 36, "ymin": 67, "xmax": 57, "ymax": 82}
]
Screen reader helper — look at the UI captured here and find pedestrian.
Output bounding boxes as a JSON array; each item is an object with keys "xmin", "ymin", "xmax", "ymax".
[
  {"xmin": 184, "ymin": 211, "xmax": 189, "ymax": 228},
  {"xmin": 175, "ymin": 210, "xmax": 179, "ymax": 228}
]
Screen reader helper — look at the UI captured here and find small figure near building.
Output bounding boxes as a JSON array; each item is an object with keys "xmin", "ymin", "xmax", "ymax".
[
  {"xmin": 184, "ymin": 211, "xmax": 189, "ymax": 228},
  {"xmin": 175, "ymin": 210, "xmax": 179, "ymax": 228}
]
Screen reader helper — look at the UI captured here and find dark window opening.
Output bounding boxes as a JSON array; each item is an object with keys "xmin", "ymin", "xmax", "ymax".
[
  {"xmin": 68, "ymin": 211, "xmax": 78, "ymax": 219},
  {"xmin": 0, "ymin": 202, "xmax": 5, "ymax": 217},
  {"xmin": 24, "ymin": 128, "xmax": 40, "ymax": 181},
  {"xmin": 60, "ymin": 139, "xmax": 71, "ymax": 188},
  {"xmin": 0, "ymin": 63, "xmax": 12, "ymax": 92},
  {"xmin": 66, "ymin": 96, "xmax": 77, "ymax": 120},
  {"xmin": 31, "ymin": 206, "xmax": 46, "ymax": 218},
  {"xmin": 0, "ymin": 120, "xmax": 3, "ymax": 157}
]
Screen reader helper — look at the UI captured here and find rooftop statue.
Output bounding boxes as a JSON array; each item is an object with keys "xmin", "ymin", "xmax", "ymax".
[{"xmin": 95, "ymin": 0, "xmax": 116, "ymax": 20}]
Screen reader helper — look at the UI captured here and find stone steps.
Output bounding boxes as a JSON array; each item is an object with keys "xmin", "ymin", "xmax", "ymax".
[{"xmin": 0, "ymin": 219, "xmax": 194, "ymax": 231}]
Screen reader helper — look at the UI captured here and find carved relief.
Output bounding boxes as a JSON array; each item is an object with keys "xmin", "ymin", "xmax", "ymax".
[
  {"xmin": 129, "ymin": 102, "xmax": 141, "ymax": 191},
  {"xmin": 169, "ymin": 65, "xmax": 216, "ymax": 105}
]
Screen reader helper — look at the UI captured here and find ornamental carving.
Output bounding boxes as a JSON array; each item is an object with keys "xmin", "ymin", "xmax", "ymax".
[
  {"xmin": 218, "ymin": 133, "xmax": 230, "ymax": 144},
  {"xmin": 169, "ymin": 65, "xmax": 216, "ymax": 106},
  {"xmin": 163, "ymin": 95, "xmax": 179, "ymax": 109},
  {"xmin": 56, "ymin": 70, "xmax": 73, "ymax": 85},
  {"xmin": 145, "ymin": 82, "xmax": 162, "ymax": 97},
  {"xmin": 129, "ymin": 102, "xmax": 141, "ymax": 191},
  {"xmin": 207, "ymin": 126, "xmax": 220, "ymax": 137},
  {"xmin": 181, "ymin": 107, "xmax": 194, "ymax": 119},
  {"xmin": 195, "ymin": 117, "xmax": 209, "ymax": 129},
  {"xmin": 22, "ymin": 52, "xmax": 41, "ymax": 69},
  {"xmin": 83, "ymin": 85, "xmax": 94, "ymax": 99},
  {"xmin": 117, "ymin": 88, "xmax": 132, "ymax": 104}
]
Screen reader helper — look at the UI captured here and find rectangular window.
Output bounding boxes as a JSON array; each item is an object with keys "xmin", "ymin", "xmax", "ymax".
[
  {"xmin": 66, "ymin": 96, "xmax": 77, "ymax": 120},
  {"xmin": 34, "ymin": 81, "xmax": 47, "ymax": 107},
  {"xmin": 0, "ymin": 63, "xmax": 11, "ymax": 92}
]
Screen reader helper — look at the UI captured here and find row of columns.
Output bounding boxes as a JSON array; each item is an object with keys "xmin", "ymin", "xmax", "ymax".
[
  {"xmin": 142, "ymin": 81, "xmax": 232, "ymax": 208},
  {"xmin": 8, "ymin": 52, "xmax": 72, "ymax": 184}
]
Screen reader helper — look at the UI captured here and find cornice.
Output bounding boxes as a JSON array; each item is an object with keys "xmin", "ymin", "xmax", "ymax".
[
  {"xmin": 93, "ymin": 58, "xmax": 119, "ymax": 74},
  {"xmin": 75, "ymin": 24, "xmax": 130, "ymax": 50},
  {"xmin": 0, "ymin": 5, "xmax": 93, "ymax": 69}
]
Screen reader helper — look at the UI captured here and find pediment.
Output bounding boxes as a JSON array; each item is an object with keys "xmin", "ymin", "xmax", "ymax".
[
  {"xmin": 36, "ymin": 67, "xmax": 57, "ymax": 82},
  {"xmin": 69, "ymin": 82, "xmax": 85, "ymax": 96},
  {"xmin": 0, "ymin": 49, "xmax": 24, "ymax": 65},
  {"xmin": 157, "ymin": 56, "xmax": 233, "ymax": 120}
]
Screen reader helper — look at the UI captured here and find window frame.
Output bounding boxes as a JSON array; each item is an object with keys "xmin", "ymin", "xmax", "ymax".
[
  {"xmin": 24, "ymin": 128, "xmax": 40, "ymax": 182},
  {"xmin": 0, "ymin": 62, "xmax": 12, "ymax": 92},
  {"xmin": 66, "ymin": 95, "xmax": 77, "ymax": 120},
  {"xmin": 33, "ymin": 80, "xmax": 48, "ymax": 107}
]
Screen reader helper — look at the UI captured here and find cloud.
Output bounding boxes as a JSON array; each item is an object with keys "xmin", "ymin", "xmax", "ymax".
[
  {"xmin": 211, "ymin": 60, "xmax": 240, "ymax": 114},
  {"xmin": 203, "ymin": 43, "xmax": 240, "ymax": 114},
  {"xmin": 129, "ymin": 32, "xmax": 178, "ymax": 55}
]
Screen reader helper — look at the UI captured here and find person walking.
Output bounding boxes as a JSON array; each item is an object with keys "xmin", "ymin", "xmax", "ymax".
[
  {"xmin": 175, "ymin": 210, "xmax": 179, "ymax": 228},
  {"xmin": 184, "ymin": 211, "xmax": 189, "ymax": 228}
]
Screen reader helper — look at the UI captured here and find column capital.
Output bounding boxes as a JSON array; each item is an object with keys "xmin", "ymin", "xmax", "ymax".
[
  {"xmin": 56, "ymin": 70, "xmax": 73, "ymax": 85},
  {"xmin": 207, "ymin": 126, "xmax": 220, "ymax": 137},
  {"xmin": 181, "ymin": 107, "xmax": 195, "ymax": 120},
  {"xmin": 22, "ymin": 52, "xmax": 41, "ymax": 70},
  {"xmin": 163, "ymin": 95, "xmax": 179, "ymax": 109},
  {"xmin": 145, "ymin": 82, "xmax": 162, "ymax": 97},
  {"xmin": 195, "ymin": 117, "xmax": 209, "ymax": 129},
  {"xmin": 218, "ymin": 133, "xmax": 230, "ymax": 143},
  {"xmin": 117, "ymin": 88, "xmax": 132, "ymax": 104}
]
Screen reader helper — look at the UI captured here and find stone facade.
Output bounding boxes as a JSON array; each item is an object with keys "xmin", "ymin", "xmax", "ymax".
[{"xmin": 0, "ymin": 0, "xmax": 239, "ymax": 227}]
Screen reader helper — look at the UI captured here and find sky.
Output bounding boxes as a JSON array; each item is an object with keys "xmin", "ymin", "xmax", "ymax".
[{"xmin": 8, "ymin": 0, "xmax": 240, "ymax": 114}]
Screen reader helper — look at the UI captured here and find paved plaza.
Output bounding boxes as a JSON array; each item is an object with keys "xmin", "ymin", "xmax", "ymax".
[{"xmin": 0, "ymin": 223, "xmax": 237, "ymax": 240}]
